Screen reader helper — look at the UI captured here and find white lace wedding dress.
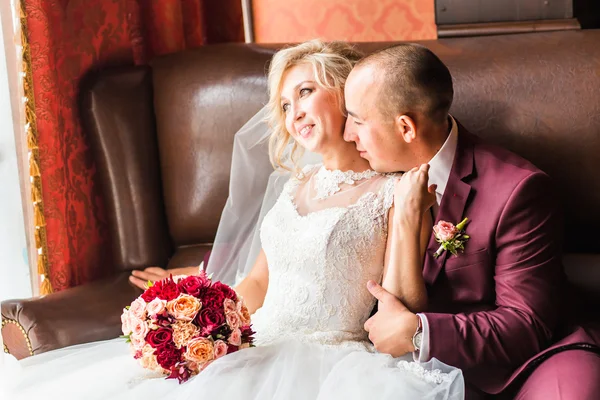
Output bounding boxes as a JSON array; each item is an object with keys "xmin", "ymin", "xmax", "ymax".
[{"xmin": 3, "ymin": 165, "xmax": 463, "ymax": 400}]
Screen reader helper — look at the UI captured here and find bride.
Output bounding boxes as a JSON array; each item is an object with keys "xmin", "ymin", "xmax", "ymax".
[{"xmin": 4, "ymin": 40, "xmax": 463, "ymax": 400}]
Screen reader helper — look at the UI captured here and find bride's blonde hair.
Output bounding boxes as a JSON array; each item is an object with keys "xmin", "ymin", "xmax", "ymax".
[{"xmin": 266, "ymin": 39, "xmax": 363, "ymax": 172}]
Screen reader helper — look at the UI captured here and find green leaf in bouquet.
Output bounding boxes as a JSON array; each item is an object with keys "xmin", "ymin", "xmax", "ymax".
[{"xmin": 146, "ymin": 280, "xmax": 154, "ymax": 288}]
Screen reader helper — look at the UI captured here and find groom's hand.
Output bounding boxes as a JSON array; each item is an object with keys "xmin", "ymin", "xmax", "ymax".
[{"xmin": 364, "ymin": 280, "xmax": 419, "ymax": 357}]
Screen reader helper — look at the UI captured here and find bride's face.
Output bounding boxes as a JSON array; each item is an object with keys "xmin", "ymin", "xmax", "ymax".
[{"xmin": 280, "ymin": 63, "xmax": 345, "ymax": 153}]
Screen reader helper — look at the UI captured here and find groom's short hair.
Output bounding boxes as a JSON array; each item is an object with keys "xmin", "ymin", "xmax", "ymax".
[{"xmin": 357, "ymin": 43, "xmax": 453, "ymax": 125}]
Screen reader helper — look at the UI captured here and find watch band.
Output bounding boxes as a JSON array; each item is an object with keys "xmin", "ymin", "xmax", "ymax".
[{"xmin": 412, "ymin": 315, "xmax": 423, "ymax": 351}]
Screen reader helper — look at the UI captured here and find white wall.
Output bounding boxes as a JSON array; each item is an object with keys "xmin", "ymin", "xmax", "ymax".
[{"xmin": 0, "ymin": 1, "xmax": 32, "ymax": 303}]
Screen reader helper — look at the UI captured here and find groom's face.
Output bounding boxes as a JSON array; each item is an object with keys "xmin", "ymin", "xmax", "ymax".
[{"xmin": 344, "ymin": 66, "xmax": 406, "ymax": 173}]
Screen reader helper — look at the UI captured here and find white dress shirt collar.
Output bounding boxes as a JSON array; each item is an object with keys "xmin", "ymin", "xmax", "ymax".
[{"xmin": 427, "ymin": 115, "xmax": 459, "ymax": 202}]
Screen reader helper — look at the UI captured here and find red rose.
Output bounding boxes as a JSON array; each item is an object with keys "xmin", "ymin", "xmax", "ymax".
[
  {"xmin": 156, "ymin": 344, "xmax": 181, "ymax": 370},
  {"xmin": 197, "ymin": 308, "xmax": 225, "ymax": 335},
  {"xmin": 156, "ymin": 277, "xmax": 181, "ymax": 301},
  {"xmin": 201, "ymin": 287, "xmax": 225, "ymax": 310},
  {"xmin": 146, "ymin": 327, "xmax": 174, "ymax": 349},
  {"xmin": 212, "ymin": 282, "xmax": 238, "ymax": 301},
  {"xmin": 177, "ymin": 275, "xmax": 205, "ymax": 297}
]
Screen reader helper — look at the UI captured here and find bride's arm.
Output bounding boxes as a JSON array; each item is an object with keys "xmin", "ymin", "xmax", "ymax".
[
  {"xmin": 234, "ymin": 249, "xmax": 269, "ymax": 315},
  {"xmin": 380, "ymin": 205, "xmax": 431, "ymax": 313}
]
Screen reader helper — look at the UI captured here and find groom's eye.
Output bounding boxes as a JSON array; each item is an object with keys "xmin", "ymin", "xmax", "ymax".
[{"xmin": 353, "ymin": 120, "xmax": 363, "ymax": 126}]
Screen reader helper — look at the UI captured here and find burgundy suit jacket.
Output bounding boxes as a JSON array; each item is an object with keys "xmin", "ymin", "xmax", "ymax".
[{"xmin": 422, "ymin": 126, "xmax": 600, "ymax": 394}]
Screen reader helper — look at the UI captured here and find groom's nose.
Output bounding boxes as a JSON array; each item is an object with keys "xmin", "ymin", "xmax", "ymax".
[{"xmin": 343, "ymin": 119, "xmax": 356, "ymax": 142}]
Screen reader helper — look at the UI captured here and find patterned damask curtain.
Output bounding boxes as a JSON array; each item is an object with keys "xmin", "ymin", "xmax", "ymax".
[{"xmin": 22, "ymin": 0, "xmax": 243, "ymax": 293}]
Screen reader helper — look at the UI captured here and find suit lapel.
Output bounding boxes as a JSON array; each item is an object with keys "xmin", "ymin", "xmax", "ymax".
[{"xmin": 423, "ymin": 128, "xmax": 475, "ymax": 286}]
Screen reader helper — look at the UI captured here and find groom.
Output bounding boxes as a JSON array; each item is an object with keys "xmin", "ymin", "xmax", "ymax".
[{"xmin": 343, "ymin": 44, "xmax": 600, "ymax": 399}]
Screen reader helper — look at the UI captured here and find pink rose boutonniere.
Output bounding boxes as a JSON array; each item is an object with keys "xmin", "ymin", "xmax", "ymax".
[{"xmin": 433, "ymin": 217, "xmax": 470, "ymax": 258}]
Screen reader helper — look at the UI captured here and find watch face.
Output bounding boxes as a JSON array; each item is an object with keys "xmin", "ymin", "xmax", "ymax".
[{"xmin": 414, "ymin": 332, "xmax": 423, "ymax": 349}]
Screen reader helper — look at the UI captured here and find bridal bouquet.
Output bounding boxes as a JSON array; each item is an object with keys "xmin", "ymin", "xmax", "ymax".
[{"xmin": 121, "ymin": 272, "xmax": 254, "ymax": 383}]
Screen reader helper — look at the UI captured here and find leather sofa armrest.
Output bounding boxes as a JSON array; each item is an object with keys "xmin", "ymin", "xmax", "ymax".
[{"xmin": 1, "ymin": 272, "xmax": 140, "ymax": 360}]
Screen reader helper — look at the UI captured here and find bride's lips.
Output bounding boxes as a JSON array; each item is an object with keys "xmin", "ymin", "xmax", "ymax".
[{"xmin": 297, "ymin": 124, "xmax": 314, "ymax": 139}]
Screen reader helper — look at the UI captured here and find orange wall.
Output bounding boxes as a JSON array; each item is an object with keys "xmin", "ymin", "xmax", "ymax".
[{"xmin": 252, "ymin": 0, "xmax": 436, "ymax": 43}]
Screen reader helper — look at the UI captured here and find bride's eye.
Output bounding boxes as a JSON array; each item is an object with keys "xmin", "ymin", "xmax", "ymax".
[
  {"xmin": 282, "ymin": 103, "xmax": 290, "ymax": 113},
  {"xmin": 299, "ymin": 88, "xmax": 312, "ymax": 97}
]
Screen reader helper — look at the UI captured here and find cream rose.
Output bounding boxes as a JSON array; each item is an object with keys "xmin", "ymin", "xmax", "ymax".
[
  {"xmin": 433, "ymin": 221, "xmax": 458, "ymax": 242},
  {"xmin": 213, "ymin": 340, "xmax": 228, "ymax": 359},
  {"xmin": 129, "ymin": 297, "xmax": 147, "ymax": 319},
  {"xmin": 146, "ymin": 298, "xmax": 167, "ymax": 316},
  {"xmin": 172, "ymin": 321, "xmax": 200, "ymax": 349},
  {"xmin": 228, "ymin": 328, "xmax": 242, "ymax": 346},
  {"xmin": 166, "ymin": 294, "xmax": 202, "ymax": 321},
  {"xmin": 184, "ymin": 338, "xmax": 214, "ymax": 364}
]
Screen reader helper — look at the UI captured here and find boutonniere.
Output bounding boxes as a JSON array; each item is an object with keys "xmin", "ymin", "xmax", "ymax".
[{"xmin": 433, "ymin": 218, "xmax": 470, "ymax": 258}]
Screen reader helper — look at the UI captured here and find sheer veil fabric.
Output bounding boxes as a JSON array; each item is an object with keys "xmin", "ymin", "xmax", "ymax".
[{"xmin": 205, "ymin": 106, "xmax": 321, "ymax": 285}]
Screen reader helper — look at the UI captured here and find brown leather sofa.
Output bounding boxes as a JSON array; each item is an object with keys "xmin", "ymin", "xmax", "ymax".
[{"xmin": 3, "ymin": 30, "xmax": 599, "ymax": 378}]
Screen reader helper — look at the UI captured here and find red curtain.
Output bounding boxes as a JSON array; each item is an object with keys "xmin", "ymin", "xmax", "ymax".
[{"xmin": 24, "ymin": 0, "xmax": 243, "ymax": 291}]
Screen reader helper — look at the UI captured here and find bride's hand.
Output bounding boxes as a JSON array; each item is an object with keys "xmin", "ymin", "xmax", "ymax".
[
  {"xmin": 129, "ymin": 266, "xmax": 199, "ymax": 290},
  {"xmin": 394, "ymin": 163, "xmax": 436, "ymax": 220}
]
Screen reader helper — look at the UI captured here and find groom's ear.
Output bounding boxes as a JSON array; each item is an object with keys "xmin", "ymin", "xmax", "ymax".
[{"xmin": 395, "ymin": 114, "xmax": 417, "ymax": 144}]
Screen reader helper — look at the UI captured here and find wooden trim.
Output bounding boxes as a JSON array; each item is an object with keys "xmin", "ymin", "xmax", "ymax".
[
  {"xmin": 438, "ymin": 18, "xmax": 580, "ymax": 38},
  {"xmin": 2, "ymin": 318, "xmax": 34, "ymax": 357},
  {"xmin": 241, "ymin": 0, "xmax": 254, "ymax": 43}
]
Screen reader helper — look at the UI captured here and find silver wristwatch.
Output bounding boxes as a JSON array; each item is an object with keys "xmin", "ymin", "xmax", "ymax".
[{"xmin": 412, "ymin": 315, "xmax": 423, "ymax": 352}]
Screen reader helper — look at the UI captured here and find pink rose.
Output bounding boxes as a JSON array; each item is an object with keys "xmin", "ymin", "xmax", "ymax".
[
  {"xmin": 146, "ymin": 298, "xmax": 167, "ymax": 316},
  {"xmin": 213, "ymin": 340, "xmax": 228, "ymax": 359},
  {"xmin": 226, "ymin": 311, "xmax": 241, "ymax": 330},
  {"xmin": 223, "ymin": 298, "xmax": 237, "ymax": 314},
  {"xmin": 129, "ymin": 297, "xmax": 147, "ymax": 319},
  {"xmin": 228, "ymin": 328, "xmax": 242, "ymax": 346},
  {"xmin": 433, "ymin": 221, "xmax": 458, "ymax": 242},
  {"xmin": 121, "ymin": 309, "xmax": 131, "ymax": 334},
  {"xmin": 130, "ymin": 317, "xmax": 149, "ymax": 340}
]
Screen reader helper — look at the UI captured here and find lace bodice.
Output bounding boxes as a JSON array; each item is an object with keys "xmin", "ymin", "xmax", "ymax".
[{"xmin": 252, "ymin": 164, "xmax": 395, "ymax": 348}]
